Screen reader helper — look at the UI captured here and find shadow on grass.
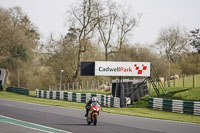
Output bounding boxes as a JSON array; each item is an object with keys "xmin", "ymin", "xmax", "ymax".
[
  {"xmin": 129, "ymin": 88, "xmax": 191, "ymax": 108},
  {"xmin": 159, "ymin": 88, "xmax": 190, "ymax": 99}
]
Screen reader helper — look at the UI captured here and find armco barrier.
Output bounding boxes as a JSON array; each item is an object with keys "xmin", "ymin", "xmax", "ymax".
[
  {"xmin": 6, "ymin": 87, "xmax": 29, "ymax": 95},
  {"xmin": 36, "ymin": 89, "xmax": 120, "ymax": 108},
  {"xmin": 148, "ymin": 97, "xmax": 200, "ymax": 116}
]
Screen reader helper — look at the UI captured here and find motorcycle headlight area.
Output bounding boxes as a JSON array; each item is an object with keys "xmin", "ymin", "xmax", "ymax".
[{"xmin": 93, "ymin": 108, "xmax": 99, "ymax": 111}]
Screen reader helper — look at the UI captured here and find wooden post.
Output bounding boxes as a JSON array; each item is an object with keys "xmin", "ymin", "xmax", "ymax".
[
  {"xmin": 149, "ymin": 82, "xmax": 151, "ymax": 96},
  {"xmin": 91, "ymin": 82, "xmax": 92, "ymax": 91},
  {"xmin": 93, "ymin": 80, "xmax": 95, "ymax": 91},
  {"xmin": 72, "ymin": 82, "xmax": 74, "ymax": 90},
  {"xmin": 81, "ymin": 81, "xmax": 83, "ymax": 90},
  {"xmin": 77, "ymin": 82, "xmax": 79, "ymax": 90},
  {"xmin": 193, "ymin": 75, "xmax": 195, "ymax": 88},
  {"xmin": 168, "ymin": 80, "xmax": 170, "ymax": 88},
  {"xmin": 183, "ymin": 75, "xmax": 184, "ymax": 88},
  {"xmin": 164, "ymin": 79, "xmax": 166, "ymax": 87},
  {"xmin": 166, "ymin": 78, "xmax": 168, "ymax": 87},
  {"xmin": 63, "ymin": 83, "xmax": 66, "ymax": 91},
  {"xmin": 87, "ymin": 81, "xmax": 88, "ymax": 90},
  {"xmin": 94, "ymin": 78, "xmax": 96, "ymax": 92},
  {"xmin": 67, "ymin": 82, "xmax": 69, "ymax": 90},
  {"xmin": 97, "ymin": 80, "xmax": 99, "ymax": 90},
  {"xmin": 155, "ymin": 78, "xmax": 157, "ymax": 89}
]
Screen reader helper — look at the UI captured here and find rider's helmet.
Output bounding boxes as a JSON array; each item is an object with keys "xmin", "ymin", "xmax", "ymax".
[{"xmin": 92, "ymin": 97, "xmax": 98, "ymax": 102}]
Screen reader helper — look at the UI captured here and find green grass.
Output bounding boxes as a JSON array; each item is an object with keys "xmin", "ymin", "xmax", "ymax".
[
  {"xmin": 104, "ymin": 106, "xmax": 200, "ymax": 124},
  {"xmin": 150, "ymin": 87, "xmax": 200, "ymax": 101},
  {"xmin": 163, "ymin": 74, "xmax": 200, "ymax": 88},
  {"xmin": 0, "ymin": 91, "xmax": 85, "ymax": 109},
  {"xmin": 172, "ymin": 87, "xmax": 200, "ymax": 101},
  {"xmin": 1, "ymin": 91, "xmax": 200, "ymax": 124}
]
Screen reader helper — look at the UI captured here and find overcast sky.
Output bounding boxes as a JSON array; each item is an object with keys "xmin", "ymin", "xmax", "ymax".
[{"xmin": 1, "ymin": 0, "xmax": 200, "ymax": 44}]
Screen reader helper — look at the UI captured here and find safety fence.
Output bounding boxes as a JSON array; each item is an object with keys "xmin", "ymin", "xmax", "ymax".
[
  {"xmin": 36, "ymin": 89, "xmax": 120, "ymax": 108},
  {"xmin": 148, "ymin": 97, "xmax": 200, "ymax": 116},
  {"xmin": 6, "ymin": 87, "xmax": 29, "ymax": 95}
]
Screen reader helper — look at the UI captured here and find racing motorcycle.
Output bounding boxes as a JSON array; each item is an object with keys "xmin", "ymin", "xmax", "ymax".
[{"xmin": 87, "ymin": 102, "xmax": 101, "ymax": 126}]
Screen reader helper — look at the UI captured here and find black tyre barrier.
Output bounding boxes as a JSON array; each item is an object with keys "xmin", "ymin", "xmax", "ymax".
[{"xmin": 6, "ymin": 87, "xmax": 29, "ymax": 95}]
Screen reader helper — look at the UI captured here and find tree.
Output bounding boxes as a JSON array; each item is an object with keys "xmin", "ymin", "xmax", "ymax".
[
  {"xmin": 46, "ymin": 26, "xmax": 104, "ymax": 83},
  {"xmin": 97, "ymin": 0, "xmax": 118, "ymax": 61},
  {"xmin": 8, "ymin": 7, "xmax": 40, "ymax": 47},
  {"xmin": 96, "ymin": 1, "xmax": 140, "ymax": 60},
  {"xmin": 46, "ymin": 29, "xmax": 78, "ymax": 82},
  {"xmin": 0, "ymin": 8, "xmax": 28, "ymax": 66},
  {"xmin": 189, "ymin": 29, "xmax": 200, "ymax": 54},
  {"xmin": 156, "ymin": 25, "xmax": 189, "ymax": 63},
  {"xmin": 112, "ymin": 44, "xmax": 168, "ymax": 77},
  {"xmin": 0, "ymin": 7, "xmax": 40, "ymax": 87},
  {"xmin": 117, "ymin": 7, "xmax": 141, "ymax": 51},
  {"xmin": 67, "ymin": 0, "xmax": 100, "ymax": 79},
  {"xmin": 179, "ymin": 53, "xmax": 200, "ymax": 74}
]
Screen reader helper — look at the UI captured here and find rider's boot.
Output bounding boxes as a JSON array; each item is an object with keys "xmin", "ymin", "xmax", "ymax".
[{"xmin": 85, "ymin": 109, "xmax": 89, "ymax": 117}]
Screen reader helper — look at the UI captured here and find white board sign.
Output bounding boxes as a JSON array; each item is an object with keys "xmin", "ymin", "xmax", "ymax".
[{"xmin": 95, "ymin": 61, "xmax": 150, "ymax": 77}]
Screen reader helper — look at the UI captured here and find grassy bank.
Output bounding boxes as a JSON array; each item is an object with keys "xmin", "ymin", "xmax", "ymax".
[
  {"xmin": 0, "ymin": 91, "xmax": 200, "ymax": 124},
  {"xmin": 150, "ymin": 87, "xmax": 200, "ymax": 101},
  {"xmin": 161, "ymin": 74, "xmax": 200, "ymax": 88}
]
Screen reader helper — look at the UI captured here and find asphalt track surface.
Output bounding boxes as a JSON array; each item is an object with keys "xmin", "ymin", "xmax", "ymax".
[
  {"xmin": 0, "ymin": 122, "xmax": 46, "ymax": 133},
  {"xmin": 0, "ymin": 98, "xmax": 200, "ymax": 133}
]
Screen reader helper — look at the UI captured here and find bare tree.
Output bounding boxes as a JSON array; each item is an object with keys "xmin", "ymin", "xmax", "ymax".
[
  {"xmin": 67, "ymin": 0, "xmax": 100, "ymax": 79},
  {"xmin": 96, "ymin": 1, "xmax": 140, "ymax": 60},
  {"xmin": 117, "ymin": 7, "xmax": 141, "ymax": 51},
  {"xmin": 97, "ymin": 0, "xmax": 118, "ymax": 60},
  {"xmin": 156, "ymin": 25, "xmax": 189, "ymax": 62},
  {"xmin": 189, "ymin": 29, "xmax": 200, "ymax": 54}
]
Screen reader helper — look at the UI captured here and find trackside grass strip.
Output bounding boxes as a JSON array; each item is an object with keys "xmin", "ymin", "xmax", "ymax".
[{"xmin": 0, "ymin": 91, "xmax": 200, "ymax": 124}]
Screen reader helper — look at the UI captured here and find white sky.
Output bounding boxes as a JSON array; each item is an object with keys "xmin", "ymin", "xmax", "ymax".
[{"xmin": 1, "ymin": 0, "xmax": 200, "ymax": 44}]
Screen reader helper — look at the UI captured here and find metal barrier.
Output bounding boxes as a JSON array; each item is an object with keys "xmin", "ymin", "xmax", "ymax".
[
  {"xmin": 0, "ymin": 68, "xmax": 6, "ymax": 91},
  {"xmin": 6, "ymin": 87, "xmax": 29, "ymax": 95},
  {"xmin": 36, "ymin": 89, "xmax": 120, "ymax": 108},
  {"xmin": 148, "ymin": 97, "xmax": 200, "ymax": 116}
]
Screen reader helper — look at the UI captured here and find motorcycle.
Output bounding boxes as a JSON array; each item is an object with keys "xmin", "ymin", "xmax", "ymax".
[{"xmin": 87, "ymin": 102, "xmax": 101, "ymax": 126}]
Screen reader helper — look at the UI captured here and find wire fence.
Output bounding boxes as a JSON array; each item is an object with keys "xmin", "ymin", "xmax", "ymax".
[
  {"xmin": 49, "ymin": 80, "xmax": 112, "ymax": 91},
  {"xmin": 149, "ymin": 74, "xmax": 200, "ymax": 88}
]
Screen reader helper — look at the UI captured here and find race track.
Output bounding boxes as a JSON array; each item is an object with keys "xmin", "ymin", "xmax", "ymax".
[{"xmin": 0, "ymin": 98, "xmax": 200, "ymax": 133}]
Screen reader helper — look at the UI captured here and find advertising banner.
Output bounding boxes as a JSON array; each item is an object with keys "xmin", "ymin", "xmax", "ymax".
[{"xmin": 95, "ymin": 61, "xmax": 150, "ymax": 77}]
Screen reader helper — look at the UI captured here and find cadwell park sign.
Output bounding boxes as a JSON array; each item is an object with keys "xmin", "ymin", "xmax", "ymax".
[{"xmin": 81, "ymin": 61, "xmax": 150, "ymax": 77}]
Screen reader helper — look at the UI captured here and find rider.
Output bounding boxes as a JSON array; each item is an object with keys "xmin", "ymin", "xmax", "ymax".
[{"xmin": 85, "ymin": 97, "xmax": 100, "ymax": 117}]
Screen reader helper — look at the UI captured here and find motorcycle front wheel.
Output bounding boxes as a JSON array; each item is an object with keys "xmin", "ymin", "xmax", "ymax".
[
  {"xmin": 87, "ymin": 120, "xmax": 91, "ymax": 125},
  {"xmin": 93, "ymin": 114, "xmax": 97, "ymax": 126}
]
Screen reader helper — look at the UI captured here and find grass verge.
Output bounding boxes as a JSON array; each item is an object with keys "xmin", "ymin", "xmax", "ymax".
[
  {"xmin": 150, "ymin": 87, "xmax": 200, "ymax": 101},
  {"xmin": 0, "ymin": 91, "xmax": 200, "ymax": 124}
]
